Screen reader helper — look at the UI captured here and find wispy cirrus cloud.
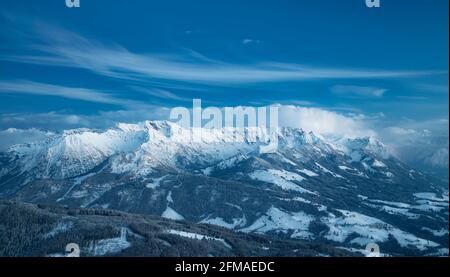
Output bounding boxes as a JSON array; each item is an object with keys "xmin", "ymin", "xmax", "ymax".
[
  {"xmin": 331, "ymin": 85, "xmax": 388, "ymax": 98},
  {"xmin": 242, "ymin": 38, "xmax": 262, "ymax": 45},
  {"xmin": 130, "ymin": 86, "xmax": 192, "ymax": 102},
  {"xmin": 1, "ymin": 16, "xmax": 446, "ymax": 87},
  {"xmin": 0, "ymin": 108, "xmax": 171, "ymax": 131},
  {"xmin": 415, "ymin": 84, "xmax": 449, "ymax": 94},
  {"xmin": 0, "ymin": 80, "xmax": 148, "ymax": 108}
]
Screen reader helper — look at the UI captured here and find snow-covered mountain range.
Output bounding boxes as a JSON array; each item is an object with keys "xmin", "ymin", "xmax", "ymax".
[{"xmin": 0, "ymin": 121, "xmax": 448, "ymax": 256}]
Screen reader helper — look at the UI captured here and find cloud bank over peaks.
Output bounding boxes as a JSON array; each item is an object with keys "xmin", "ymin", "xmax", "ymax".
[{"xmin": 276, "ymin": 105, "xmax": 376, "ymax": 139}]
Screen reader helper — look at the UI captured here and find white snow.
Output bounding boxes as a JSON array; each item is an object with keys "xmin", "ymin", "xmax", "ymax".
[
  {"xmin": 315, "ymin": 163, "xmax": 344, "ymax": 179},
  {"xmin": 71, "ymin": 190, "xmax": 89, "ymax": 199},
  {"xmin": 73, "ymin": 172, "xmax": 97, "ymax": 186},
  {"xmin": 58, "ymin": 161, "xmax": 108, "ymax": 202},
  {"xmin": 85, "ymin": 227, "xmax": 130, "ymax": 256},
  {"xmin": 298, "ymin": 168, "xmax": 319, "ymax": 177},
  {"xmin": 13, "ymin": 120, "xmax": 367, "ymax": 180},
  {"xmin": 291, "ymin": 197, "xmax": 312, "ymax": 204},
  {"xmin": 372, "ymin": 160, "xmax": 387, "ymax": 168},
  {"xmin": 412, "ymin": 204, "xmax": 446, "ymax": 212},
  {"xmin": 166, "ymin": 191, "xmax": 174, "ymax": 203},
  {"xmin": 0, "ymin": 128, "xmax": 55, "ymax": 151},
  {"xmin": 338, "ymin": 165, "xmax": 369, "ymax": 178},
  {"xmin": 215, "ymin": 154, "xmax": 250, "ymax": 170},
  {"xmin": 322, "ymin": 210, "xmax": 439, "ymax": 251},
  {"xmin": 202, "ymin": 167, "xmax": 213, "ymax": 176},
  {"xmin": 162, "ymin": 206, "xmax": 184, "ymax": 220},
  {"xmin": 412, "ymin": 194, "xmax": 448, "ymax": 212},
  {"xmin": 415, "ymin": 199, "xmax": 449, "ymax": 207},
  {"xmin": 336, "ymin": 246, "xmax": 389, "ymax": 257},
  {"xmin": 200, "ymin": 216, "xmax": 247, "ymax": 229},
  {"xmin": 421, "ymin": 227, "xmax": 449, "ymax": 237},
  {"xmin": 384, "ymin": 172, "xmax": 394, "ymax": 178},
  {"xmin": 357, "ymin": 195, "xmax": 368, "ymax": 200},
  {"xmin": 339, "ymin": 165, "xmax": 352, "ymax": 171},
  {"xmin": 364, "ymin": 197, "xmax": 448, "ymax": 216},
  {"xmin": 166, "ymin": 229, "xmax": 232, "ymax": 249},
  {"xmin": 80, "ymin": 183, "xmax": 113, "ymax": 208},
  {"xmin": 414, "ymin": 192, "xmax": 449, "ymax": 202},
  {"xmin": 249, "ymin": 169, "xmax": 316, "ymax": 194},
  {"xmin": 146, "ymin": 175, "xmax": 167, "ymax": 189},
  {"xmin": 368, "ymin": 199, "xmax": 411, "ymax": 209},
  {"xmin": 281, "ymin": 197, "xmax": 327, "ymax": 212},
  {"xmin": 240, "ymin": 206, "xmax": 314, "ymax": 239},
  {"xmin": 11, "ymin": 127, "xmax": 147, "ymax": 179},
  {"xmin": 379, "ymin": 205, "xmax": 418, "ymax": 219},
  {"xmin": 280, "ymin": 156, "xmax": 297, "ymax": 166},
  {"xmin": 110, "ymin": 121, "xmax": 262, "ymax": 176},
  {"xmin": 350, "ymin": 151, "xmax": 362, "ymax": 162},
  {"xmin": 57, "ymin": 182, "xmax": 81, "ymax": 203},
  {"xmin": 43, "ymin": 221, "xmax": 73, "ymax": 239}
]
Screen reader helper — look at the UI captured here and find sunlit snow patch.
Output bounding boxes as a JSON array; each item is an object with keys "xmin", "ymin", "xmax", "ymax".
[
  {"xmin": 162, "ymin": 206, "xmax": 185, "ymax": 220},
  {"xmin": 166, "ymin": 229, "xmax": 232, "ymax": 249},
  {"xmin": 200, "ymin": 216, "xmax": 247, "ymax": 229},
  {"xmin": 249, "ymin": 169, "xmax": 317, "ymax": 194},
  {"xmin": 322, "ymin": 210, "xmax": 439, "ymax": 251},
  {"xmin": 85, "ymin": 227, "xmax": 131, "ymax": 256},
  {"xmin": 298, "ymin": 168, "xmax": 319, "ymax": 177},
  {"xmin": 240, "ymin": 206, "xmax": 315, "ymax": 239}
]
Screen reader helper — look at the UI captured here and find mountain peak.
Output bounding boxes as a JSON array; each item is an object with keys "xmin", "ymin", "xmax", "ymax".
[{"xmin": 1, "ymin": 120, "xmax": 395, "ymax": 178}]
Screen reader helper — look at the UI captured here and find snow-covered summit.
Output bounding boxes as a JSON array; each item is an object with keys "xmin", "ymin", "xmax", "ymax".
[
  {"xmin": 326, "ymin": 135, "xmax": 391, "ymax": 162},
  {"xmin": 1, "ymin": 120, "xmax": 392, "ymax": 179}
]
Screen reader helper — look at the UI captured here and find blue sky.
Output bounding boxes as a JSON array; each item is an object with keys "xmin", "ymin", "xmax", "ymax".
[{"xmin": 0, "ymin": 0, "xmax": 448, "ymax": 139}]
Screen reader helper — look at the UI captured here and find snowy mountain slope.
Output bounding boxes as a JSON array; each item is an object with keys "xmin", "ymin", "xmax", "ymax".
[
  {"xmin": 0, "ymin": 128, "xmax": 56, "ymax": 152},
  {"xmin": 1, "ymin": 200, "xmax": 352, "ymax": 257},
  {"xmin": 0, "ymin": 120, "xmax": 448, "ymax": 256}
]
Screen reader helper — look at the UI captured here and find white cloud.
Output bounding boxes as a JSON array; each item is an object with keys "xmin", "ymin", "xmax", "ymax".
[
  {"xmin": 331, "ymin": 85, "xmax": 387, "ymax": 98},
  {"xmin": 130, "ymin": 86, "xmax": 191, "ymax": 102},
  {"xmin": 415, "ymin": 84, "xmax": 449, "ymax": 94},
  {"xmin": 0, "ymin": 101, "xmax": 375, "ymax": 139},
  {"xmin": 1, "ymin": 18, "xmax": 445, "ymax": 86},
  {"xmin": 379, "ymin": 120, "xmax": 449, "ymax": 171},
  {"xmin": 242, "ymin": 39, "xmax": 261, "ymax": 45},
  {"xmin": 0, "ymin": 108, "xmax": 170, "ymax": 131},
  {"xmin": 0, "ymin": 80, "xmax": 147, "ymax": 108},
  {"xmin": 276, "ymin": 105, "xmax": 376, "ymax": 138},
  {"xmin": 1, "ymin": 102, "xmax": 447, "ymax": 175},
  {"xmin": 0, "ymin": 128, "xmax": 55, "ymax": 151},
  {"xmin": 383, "ymin": 127, "xmax": 417, "ymax": 136}
]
